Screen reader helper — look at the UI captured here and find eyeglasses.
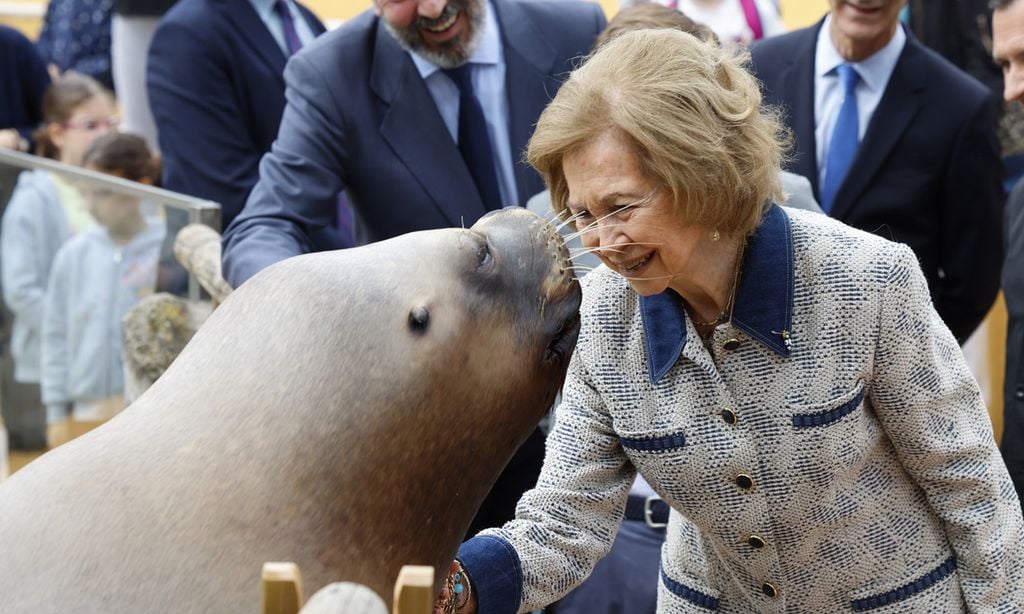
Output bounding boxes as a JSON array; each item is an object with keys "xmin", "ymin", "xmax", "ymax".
[{"xmin": 60, "ymin": 116, "xmax": 120, "ymax": 131}]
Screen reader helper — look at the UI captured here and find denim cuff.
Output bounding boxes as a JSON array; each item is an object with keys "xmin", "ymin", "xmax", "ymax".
[{"xmin": 457, "ymin": 534, "xmax": 523, "ymax": 614}]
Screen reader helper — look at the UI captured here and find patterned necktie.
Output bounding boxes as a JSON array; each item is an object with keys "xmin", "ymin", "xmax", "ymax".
[
  {"xmin": 273, "ymin": 0, "xmax": 303, "ymax": 56},
  {"xmin": 821, "ymin": 63, "xmax": 860, "ymax": 214},
  {"xmin": 443, "ymin": 64, "xmax": 503, "ymax": 210}
]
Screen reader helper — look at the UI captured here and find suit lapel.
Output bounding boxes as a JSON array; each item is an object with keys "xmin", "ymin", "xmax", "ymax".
[
  {"xmin": 213, "ymin": 0, "xmax": 287, "ymax": 81},
  {"xmin": 782, "ymin": 25, "xmax": 821, "ymax": 198},
  {"xmin": 370, "ymin": 20, "xmax": 489, "ymax": 225},
  {"xmin": 829, "ymin": 32, "xmax": 926, "ymax": 220},
  {"xmin": 494, "ymin": 0, "xmax": 557, "ymax": 203}
]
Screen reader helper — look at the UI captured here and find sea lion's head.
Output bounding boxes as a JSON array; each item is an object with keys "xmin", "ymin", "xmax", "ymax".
[{"xmin": 400, "ymin": 207, "xmax": 582, "ymax": 409}]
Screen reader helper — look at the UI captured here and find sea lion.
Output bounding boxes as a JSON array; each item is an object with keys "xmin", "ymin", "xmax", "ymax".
[{"xmin": 0, "ymin": 208, "xmax": 581, "ymax": 613}]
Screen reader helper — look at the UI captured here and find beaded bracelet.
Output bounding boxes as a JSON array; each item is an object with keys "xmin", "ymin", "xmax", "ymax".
[{"xmin": 441, "ymin": 561, "xmax": 472, "ymax": 614}]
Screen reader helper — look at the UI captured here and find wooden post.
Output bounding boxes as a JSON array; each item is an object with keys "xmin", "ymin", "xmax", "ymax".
[
  {"xmin": 262, "ymin": 561, "xmax": 304, "ymax": 614},
  {"xmin": 393, "ymin": 565, "xmax": 434, "ymax": 614}
]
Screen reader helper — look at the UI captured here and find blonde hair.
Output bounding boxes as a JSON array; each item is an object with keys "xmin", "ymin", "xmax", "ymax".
[{"xmin": 528, "ymin": 28, "xmax": 786, "ymax": 235}]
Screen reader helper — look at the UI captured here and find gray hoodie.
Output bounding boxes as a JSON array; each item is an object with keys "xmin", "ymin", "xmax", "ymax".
[
  {"xmin": 1, "ymin": 170, "xmax": 79, "ymax": 384},
  {"xmin": 41, "ymin": 217, "xmax": 165, "ymax": 420}
]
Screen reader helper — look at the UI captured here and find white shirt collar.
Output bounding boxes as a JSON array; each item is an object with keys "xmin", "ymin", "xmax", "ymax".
[
  {"xmin": 249, "ymin": 0, "xmax": 282, "ymax": 23},
  {"xmin": 409, "ymin": 0, "xmax": 501, "ymax": 79},
  {"xmin": 815, "ymin": 14, "xmax": 906, "ymax": 93}
]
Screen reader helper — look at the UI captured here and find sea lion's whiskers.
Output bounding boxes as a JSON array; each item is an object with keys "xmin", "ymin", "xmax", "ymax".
[
  {"xmin": 562, "ymin": 209, "xmax": 623, "ymax": 241},
  {"xmin": 555, "ymin": 211, "xmax": 584, "ymax": 233},
  {"xmin": 568, "ymin": 246, "xmax": 605, "ymax": 258},
  {"xmin": 568, "ymin": 262, "xmax": 596, "ymax": 272},
  {"xmin": 575, "ymin": 241, "xmax": 660, "ymax": 255}
]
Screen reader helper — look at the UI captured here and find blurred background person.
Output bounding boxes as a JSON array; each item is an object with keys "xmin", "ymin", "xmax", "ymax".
[
  {"xmin": 621, "ymin": 0, "xmax": 785, "ymax": 45},
  {"xmin": 0, "ymin": 24, "xmax": 51, "ymax": 155},
  {"xmin": 41, "ymin": 132, "xmax": 164, "ymax": 448},
  {"xmin": 902, "ymin": 0, "xmax": 1024, "ymax": 189},
  {"xmin": 1, "ymin": 74, "xmax": 114, "ymax": 449},
  {"xmin": 993, "ymin": 0, "xmax": 1024, "ymax": 512},
  {"xmin": 0, "ymin": 22, "xmax": 53, "ymax": 452},
  {"xmin": 36, "ymin": 0, "xmax": 115, "ymax": 90}
]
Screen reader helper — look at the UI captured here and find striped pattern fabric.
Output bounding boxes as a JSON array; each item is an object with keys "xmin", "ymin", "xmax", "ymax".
[{"xmin": 483, "ymin": 208, "xmax": 1024, "ymax": 612}]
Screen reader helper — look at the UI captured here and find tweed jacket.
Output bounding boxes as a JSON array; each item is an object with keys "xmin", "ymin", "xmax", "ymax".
[{"xmin": 458, "ymin": 206, "xmax": 1024, "ymax": 613}]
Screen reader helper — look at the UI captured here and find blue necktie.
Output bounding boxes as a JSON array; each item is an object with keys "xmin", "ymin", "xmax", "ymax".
[
  {"xmin": 821, "ymin": 63, "xmax": 860, "ymax": 214},
  {"xmin": 443, "ymin": 64, "xmax": 503, "ymax": 210},
  {"xmin": 273, "ymin": 0, "xmax": 303, "ymax": 56}
]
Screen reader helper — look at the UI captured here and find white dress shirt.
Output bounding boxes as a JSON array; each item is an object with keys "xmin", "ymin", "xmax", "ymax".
[{"xmin": 814, "ymin": 15, "xmax": 905, "ymax": 189}]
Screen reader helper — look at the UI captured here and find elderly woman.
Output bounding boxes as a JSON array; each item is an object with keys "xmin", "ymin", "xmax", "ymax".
[{"xmin": 435, "ymin": 29, "xmax": 1024, "ymax": 614}]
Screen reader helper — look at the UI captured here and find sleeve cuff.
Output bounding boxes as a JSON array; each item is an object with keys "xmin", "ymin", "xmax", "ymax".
[{"xmin": 457, "ymin": 534, "xmax": 523, "ymax": 614}]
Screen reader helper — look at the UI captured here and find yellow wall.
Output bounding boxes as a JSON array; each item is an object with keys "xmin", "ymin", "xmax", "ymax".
[{"xmin": 0, "ymin": 0, "xmax": 47, "ymax": 37}]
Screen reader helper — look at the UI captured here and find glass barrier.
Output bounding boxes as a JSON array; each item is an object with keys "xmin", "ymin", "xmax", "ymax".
[{"xmin": 0, "ymin": 148, "xmax": 221, "ymax": 456}]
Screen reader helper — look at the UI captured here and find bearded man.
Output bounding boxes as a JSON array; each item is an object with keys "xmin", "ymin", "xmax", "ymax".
[
  {"xmin": 221, "ymin": 0, "xmax": 605, "ymax": 535},
  {"xmin": 222, "ymin": 0, "xmax": 605, "ymax": 286}
]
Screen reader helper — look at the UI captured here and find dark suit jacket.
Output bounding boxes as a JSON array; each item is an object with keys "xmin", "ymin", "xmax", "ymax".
[
  {"xmin": 1003, "ymin": 181, "xmax": 1024, "ymax": 507},
  {"xmin": 221, "ymin": 0, "xmax": 607, "ymax": 287},
  {"xmin": 147, "ymin": 0, "xmax": 326, "ymax": 228},
  {"xmin": 750, "ymin": 22, "xmax": 1003, "ymax": 342},
  {"xmin": 0, "ymin": 25, "xmax": 50, "ymax": 143}
]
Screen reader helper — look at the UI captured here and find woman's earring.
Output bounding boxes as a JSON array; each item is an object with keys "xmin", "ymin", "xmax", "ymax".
[{"xmin": 711, "ymin": 229, "xmax": 721, "ymax": 242}]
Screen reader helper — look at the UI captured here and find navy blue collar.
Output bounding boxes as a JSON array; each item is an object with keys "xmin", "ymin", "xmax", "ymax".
[{"xmin": 640, "ymin": 205, "xmax": 794, "ymax": 384}]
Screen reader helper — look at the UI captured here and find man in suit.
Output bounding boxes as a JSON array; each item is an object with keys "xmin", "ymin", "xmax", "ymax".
[
  {"xmin": 993, "ymin": 0, "xmax": 1024, "ymax": 509},
  {"xmin": 749, "ymin": 0, "xmax": 1003, "ymax": 344},
  {"xmin": 220, "ymin": 0, "xmax": 605, "ymax": 536},
  {"xmin": 220, "ymin": 0, "xmax": 605, "ymax": 286},
  {"xmin": 148, "ymin": 0, "xmax": 342, "ymax": 236}
]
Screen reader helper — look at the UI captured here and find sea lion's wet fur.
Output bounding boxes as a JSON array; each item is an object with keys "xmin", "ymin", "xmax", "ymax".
[{"xmin": 0, "ymin": 209, "xmax": 580, "ymax": 613}]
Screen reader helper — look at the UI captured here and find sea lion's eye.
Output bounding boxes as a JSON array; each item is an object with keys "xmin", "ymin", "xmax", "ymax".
[{"xmin": 408, "ymin": 305, "xmax": 429, "ymax": 332}]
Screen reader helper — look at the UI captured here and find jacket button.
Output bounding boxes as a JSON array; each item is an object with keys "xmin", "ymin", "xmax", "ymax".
[
  {"xmin": 735, "ymin": 474, "xmax": 754, "ymax": 490},
  {"xmin": 762, "ymin": 582, "xmax": 779, "ymax": 598},
  {"xmin": 721, "ymin": 408, "xmax": 738, "ymax": 425},
  {"xmin": 747, "ymin": 534, "xmax": 766, "ymax": 549},
  {"xmin": 1016, "ymin": 387, "xmax": 1024, "ymax": 400},
  {"xmin": 723, "ymin": 337, "xmax": 741, "ymax": 350}
]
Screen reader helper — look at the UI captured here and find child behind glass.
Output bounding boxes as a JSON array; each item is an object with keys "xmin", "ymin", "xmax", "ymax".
[{"xmin": 41, "ymin": 132, "xmax": 165, "ymax": 447}]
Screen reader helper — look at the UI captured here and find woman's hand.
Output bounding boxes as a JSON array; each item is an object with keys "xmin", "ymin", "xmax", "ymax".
[{"xmin": 433, "ymin": 560, "xmax": 478, "ymax": 614}]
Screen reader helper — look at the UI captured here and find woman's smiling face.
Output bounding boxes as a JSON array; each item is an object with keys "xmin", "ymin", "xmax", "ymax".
[{"xmin": 563, "ymin": 131, "xmax": 709, "ymax": 297}]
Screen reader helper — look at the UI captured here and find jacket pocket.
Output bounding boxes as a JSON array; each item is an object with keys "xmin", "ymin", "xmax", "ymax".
[
  {"xmin": 787, "ymin": 381, "xmax": 874, "ymax": 489},
  {"xmin": 849, "ymin": 556, "xmax": 961, "ymax": 612},
  {"xmin": 791, "ymin": 381, "xmax": 866, "ymax": 428},
  {"xmin": 660, "ymin": 567, "xmax": 720, "ymax": 611},
  {"xmin": 620, "ymin": 431, "xmax": 687, "ymax": 453},
  {"xmin": 618, "ymin": 427, "xmax": 707, "ymax": 505}
]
